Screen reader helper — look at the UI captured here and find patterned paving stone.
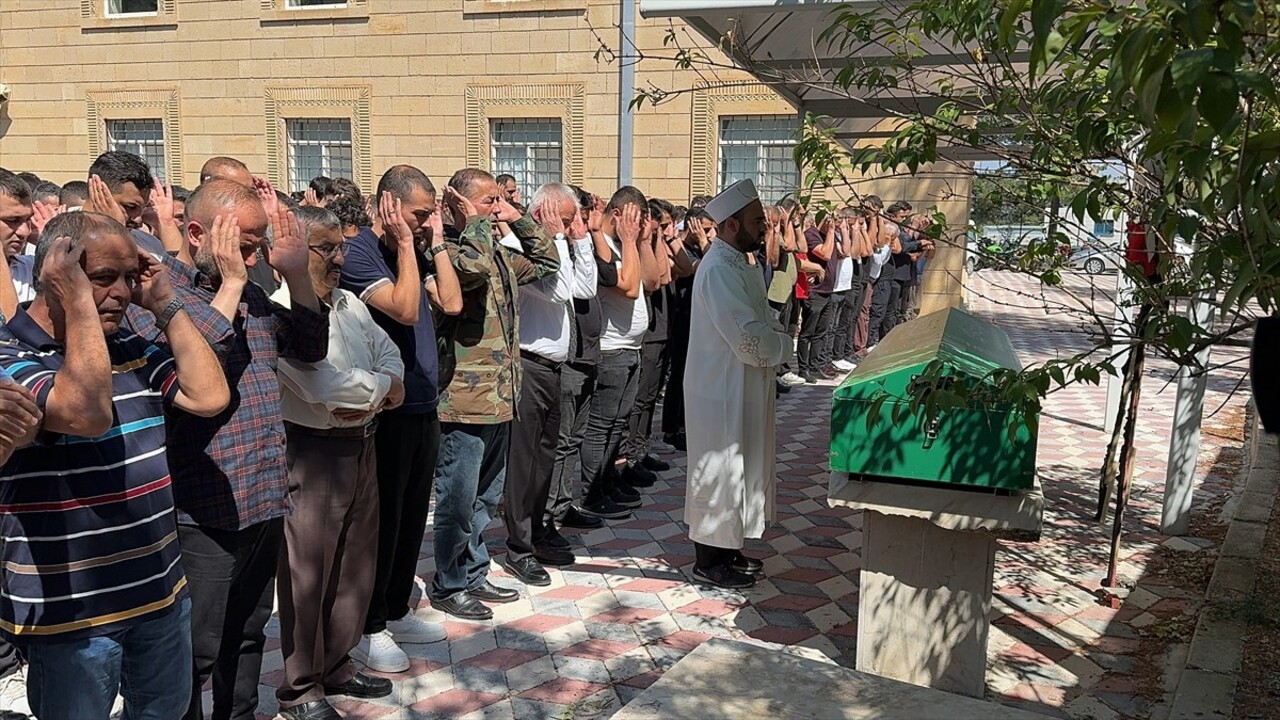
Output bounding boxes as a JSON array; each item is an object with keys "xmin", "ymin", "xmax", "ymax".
[{"xmin": 229, "ymin": 271, "xmax": 1249, "ymax": 719}]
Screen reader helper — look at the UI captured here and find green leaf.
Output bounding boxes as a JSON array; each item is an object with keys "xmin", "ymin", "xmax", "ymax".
[
  {"xmin": 1170, "ymin": 48, "xmax": 1214, "ymax": 100},
  {"xmin": 1183, "ymin": 0, "xmax": 1214, "ymax": 44},
  {"xmin": 1198, "ymin": 71, "xmax": 1239, "ymax": 132}
]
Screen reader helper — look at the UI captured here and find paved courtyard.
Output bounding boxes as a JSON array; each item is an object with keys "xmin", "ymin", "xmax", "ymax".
[{"xmin": 231, "ymin": 270, "xmax": 1252, "ymax": 719}]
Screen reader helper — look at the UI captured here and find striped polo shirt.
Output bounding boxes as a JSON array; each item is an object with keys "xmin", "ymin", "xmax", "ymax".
[{"xmin": 0, "ymin": 307, "xmax": 186, "ymax": 642}]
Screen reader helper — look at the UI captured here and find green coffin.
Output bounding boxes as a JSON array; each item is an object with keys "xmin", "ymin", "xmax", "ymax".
[{"xmin": 830, "ymin": 307, "xmax": 1037, "ymax": 491}]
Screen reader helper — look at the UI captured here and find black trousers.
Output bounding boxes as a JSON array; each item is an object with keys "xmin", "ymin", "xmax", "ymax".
[
  {"xmin": 833, "ymin": 267, "xmax": 869, "ymax": 362},
  {"xmin": 505, "ymin": 356, "xmax": 562, "ymax": 561},
  {"xmin": 364, "ymin": 411, "xmax": 439, "ymax": 634},
  {"xmin": 582, "ymin": 349, "xmax": 640, "ymax": 504},
  {"xmin": 868, "ymin": 276, "xmax": 903, "ymax": 346},
  {"xmin": 546, "ymin": 362, "xmax": 595, "ymax": 526},
  {"xmin": 694, "ymin": 541, "xmax": 735, "ymax": 569},
  {"xmin": 0, "ymin": 638, "xmax": 20, "ymax": 678},
  {"xmin": 181, "ymin": 518, "xmax": 283, "ymax": 720},
  {"xmin": 624, "ymin": 340, "xmax": 668, "ymax": 462},
  {"xmin": 663, "ymin": 315, "xmax": 689, "ymax": 437},
  {"xmin": 821, "ymin": 290, "xmax": 849, "ymax": 368},
  {"xmin": 769, "ymin": 298, "xmax": 795, "ymax": 374},
  {"xmin": 797, "ymin": 292, "xmax": 836, "ymax": 376}
]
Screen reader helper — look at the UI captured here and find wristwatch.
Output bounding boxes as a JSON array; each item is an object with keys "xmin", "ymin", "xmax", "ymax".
[
  {"xmin": 428, "ymin": 243, "xmax": 449, "ymax": 256},
  {"xmin": 154, "ymin": 297, "xmax": 185, "ymax": 330}
]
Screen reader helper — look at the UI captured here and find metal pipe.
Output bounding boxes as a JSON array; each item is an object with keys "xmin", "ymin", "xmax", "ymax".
[{"xmin": 618, "ymin": 0, "xmax": 635, "ymax": 186}]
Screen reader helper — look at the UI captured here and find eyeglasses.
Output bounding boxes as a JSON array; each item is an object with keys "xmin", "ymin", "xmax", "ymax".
[{"xmin": 308, "ymin": 243, "xmax": 345, "ymax": 260}]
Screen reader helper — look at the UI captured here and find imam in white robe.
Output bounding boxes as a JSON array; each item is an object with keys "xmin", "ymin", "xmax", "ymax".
[{"xmin": 683, "ymin": 239, "xmax": 794, "ymax": 549}]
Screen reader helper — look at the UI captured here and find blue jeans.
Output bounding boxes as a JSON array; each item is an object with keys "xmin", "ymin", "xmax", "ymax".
[
  {"xmin": 431, "ymin": 422, "xmax": 511, "ymax": 600},
  {"xmin": 24, "ymin": 598, "xmax": 192, "ymax": 720}
]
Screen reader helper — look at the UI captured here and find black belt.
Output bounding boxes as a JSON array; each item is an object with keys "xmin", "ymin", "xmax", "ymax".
[
  {"xmin": 523, "ymin": 352, "xmax": 563, "ymax": 371},
  {"xmin": 284, "ymin": 420, "xmax": 378, "ymax": 439}
]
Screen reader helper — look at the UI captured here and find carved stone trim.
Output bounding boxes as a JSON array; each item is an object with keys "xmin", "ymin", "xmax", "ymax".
[
  {"xmin": 689, "ymin": 82, "xmax": 793, "ymax": 198},
  {"xmin": 264, "ymin": 86, "xmax": 373, "ymax": 194},
  {"xmin": 82, "ymin": 0, "xmax": 177, "ymax": 20},
  {"xmin": 85, "ymin": 89, "xmax": 183, "ymax": 182},
  {"xmin": 464, "ymin": 84, "xmax": 586, "ymax": 186}
]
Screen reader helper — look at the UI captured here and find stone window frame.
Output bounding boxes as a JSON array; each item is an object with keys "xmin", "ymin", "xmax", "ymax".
[
  {"xmin": 85, "ymin": 89, "xmax": 183, "ymax": 183},
  {"xmin": 264, "ymin": 86, "xmax": 373, "ymax": 195},
  {"xmin": 80, "ymin": 0, "xmax": 177, "ymax": 30},
  {"xmin": 259, "ymin": 0, "xmax": 369, "ymax": 23},
  {"xmin": 462, "ymin": 0, "xmax": 583, "ymax": 14},
  {"xmin": 465, "ymin": 84, "xmax": 585, "ymax": 186},
  {"xmin": 689, "ymin": 82, "xmax": 797, "ymax": 199}
]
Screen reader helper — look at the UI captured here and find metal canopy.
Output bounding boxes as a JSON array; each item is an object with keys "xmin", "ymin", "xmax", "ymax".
[{"xmin": 639, "ymin": 0, "xmax": 1004, "ymax": 161}]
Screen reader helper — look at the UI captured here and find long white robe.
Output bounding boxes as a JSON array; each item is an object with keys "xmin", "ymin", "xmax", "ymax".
[{"xmin": 683, "ymin": 239, "xmax": 794, "ymax": 549}]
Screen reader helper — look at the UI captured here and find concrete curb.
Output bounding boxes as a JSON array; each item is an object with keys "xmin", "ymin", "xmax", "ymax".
[{"xmin": 1166, "ymin": 406, "xmax": 1275, "ymax": 719}]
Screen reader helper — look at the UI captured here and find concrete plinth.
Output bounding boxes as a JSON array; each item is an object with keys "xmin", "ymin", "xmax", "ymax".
[
  {"xmin": 829, "ymin": 473, "xmax": 1044, "ymax": 698},
  {"xmin": 612, "ymin": 638, "xmax": 1048, "ymax": 720}
]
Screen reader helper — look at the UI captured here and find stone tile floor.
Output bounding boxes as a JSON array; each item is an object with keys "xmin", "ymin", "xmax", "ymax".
[{"xmin": 233, "ymin": 270, "xmax": 1252, "ymax": 719}]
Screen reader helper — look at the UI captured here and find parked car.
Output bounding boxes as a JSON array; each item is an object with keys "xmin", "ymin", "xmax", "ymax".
[{"xmin": 1068, "ymin": 239, "xmax": 1194, "ymax": 275}]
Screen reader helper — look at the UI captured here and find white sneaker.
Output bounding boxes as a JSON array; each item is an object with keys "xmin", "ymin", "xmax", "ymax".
[
  {"xmin": 832, "ymin": 360, "xmax": 855, "ymax": 371},
  {"xmin": 780, "ymin": 372, "xmax": 806, "ymax": 387},
  {"xmin": 0, "ymin": 667, "xmax": 30, "ymax": 717},
  {"xmin": 386, "ymin": 612, "xmax": 447, "ymax": 644},
  {"xmin": 351, "ymin": 631, "xmax": 410, "ymax": 673}
]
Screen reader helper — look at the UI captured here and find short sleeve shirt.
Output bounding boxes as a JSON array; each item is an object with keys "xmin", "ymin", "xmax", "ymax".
[
  {"xmin": 0, "ymin": 308, "xmax": 186, "ymax": 641},
  {"xmin": 338, "ymin": 227, "xmax": 440, "ymax": 414}
]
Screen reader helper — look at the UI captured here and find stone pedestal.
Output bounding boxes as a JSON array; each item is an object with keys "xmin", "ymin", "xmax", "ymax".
[{"xmin": 828, "ymin": 472, "xmax": 1044, "ymax": 698}]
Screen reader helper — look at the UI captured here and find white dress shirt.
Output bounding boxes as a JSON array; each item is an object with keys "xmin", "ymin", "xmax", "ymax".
[
  {"xmin": 270, "ymin": 286, "xmax": 405, "ymax": 429},
  {"xmin": 599, "ymin": 234, "xmax": 649, "ymax": 352},
  {"xmin": 500, "ymin": 233, "xmax": 598, "ymax": 362},
  {"xmin": 9, "ymin": 255, "xmax": 34, "ymax": 303}
]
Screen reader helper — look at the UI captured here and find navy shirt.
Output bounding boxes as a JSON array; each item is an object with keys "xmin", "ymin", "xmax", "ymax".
[
  {"xmin": 0, "ymin": 307, "xmax": 186, "ymax": 642},
  {"xmin": 892, "ymin": 228, "xmax": 921, "ymax": 283},
  {"xmin": 338, "ymin": 227, "xmax": 440, "ymax": 413}
]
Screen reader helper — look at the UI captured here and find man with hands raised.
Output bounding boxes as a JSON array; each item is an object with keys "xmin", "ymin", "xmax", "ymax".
[
  {"xmin": 337, "ymin": 165, "xmax": 462, "ymax": 672},
  {"xmin": 427, "ymin": 168, "xmax": 559, "ymax": 621},
  {"xmin": 0, "ymin": 211, "xmax": 229, "ymax": 717},
  {"xmin": 126, "ymin": 179, "xmax": 330, "ymax": 720}
]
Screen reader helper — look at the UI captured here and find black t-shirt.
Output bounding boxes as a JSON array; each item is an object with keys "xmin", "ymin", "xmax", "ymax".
[
  {"xmin": 892, "ymin": 228, "xmax": 921, "ymax": 283},
  {"xmin": 337, "ymin": 227, "xmax": 440, "ymax": 413}
]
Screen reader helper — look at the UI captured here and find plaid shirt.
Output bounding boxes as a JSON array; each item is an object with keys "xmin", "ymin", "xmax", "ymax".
[{"xmin": 127, "ymin": 256, "xmax": 329, "ymax": 530}]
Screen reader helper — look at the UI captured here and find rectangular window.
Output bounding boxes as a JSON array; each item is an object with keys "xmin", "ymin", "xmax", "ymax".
[
  {"xmin": 286, "ymin": 119, "xmax": 353, "ymax": 193},
  {"xmin": 286, "ymin": 0, "xmax": 348, "ymax": 7},
  {"xmin": 1093, "ymin": 220, "xmax": 1116, "ymax": 237},
  {"xmin": 490, "ymin": 119, "xmax": 563, "ymax": 192},
  {"xmin": 718, "ymin": 115, "xmax": 800, "ymax": 205},
  {"xmin": 106, "ymin": 119, "xmax": 166, "ymax": 182},
  {"xmin": 105, "ymin": 0, "xmax": 158, "ymax": 15}
]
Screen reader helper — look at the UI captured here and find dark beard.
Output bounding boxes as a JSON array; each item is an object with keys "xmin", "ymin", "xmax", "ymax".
[
  {"xmin": 194, "ymin": 245, "xmax": 222, "ymax": 283},
  {"xmin": 735, "ymin": 226, "xmax": 763, "ymax": 253}
]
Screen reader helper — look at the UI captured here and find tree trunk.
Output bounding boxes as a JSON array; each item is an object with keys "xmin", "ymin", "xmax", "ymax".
[{"xmin": 1105, "ymin": 303, "xmax": 1153, "ymax": 588}]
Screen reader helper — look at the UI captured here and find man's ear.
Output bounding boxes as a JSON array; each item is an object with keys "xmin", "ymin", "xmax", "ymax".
[{"xmin": 186, "ymin": 220, "xmax": 204, "ymax": 248}]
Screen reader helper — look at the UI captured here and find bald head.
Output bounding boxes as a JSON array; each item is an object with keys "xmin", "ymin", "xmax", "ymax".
[
  {"xmin": 186, "ymin": 179, "xmax": 262, "ymax": 228},
  {"xmin": 185, "ymin": 179, "xmax": 269, "ymax": 283},
  {"xmin": 200, "ymin": 157, "xmax": 253, "ymax": 188}
]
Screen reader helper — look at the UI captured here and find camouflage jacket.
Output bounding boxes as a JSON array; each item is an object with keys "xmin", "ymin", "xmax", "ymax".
[{"xmin": 435, "ymin": 214, "xmax": 560, "ymax": 424}]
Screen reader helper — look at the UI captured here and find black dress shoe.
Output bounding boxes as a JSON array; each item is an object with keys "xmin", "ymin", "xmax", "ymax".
[
  {"xmin": 609, "ymin": 486, "xmax": 642, "ymax": 509},
  {"xmin": 692, "ymin": 563, "xmax": 757, "ymax": 590},
  {"xmin": 623, "ymin": 463, "xmax": 659, "ymax": 488},
  {"xmin": 820, "ymin": 367, "xmax": 839, "ymax": 380},
  {"xmin": 776, "ymin": 379, "xmax": 792, "ymax": 393},
  {"xmin": 501, "ymin": 556, "xmax": 551, "ymax": 586},
  {"xmin": 534, "ymin": 545, "xmax": 577, "ymax": 567},
  {"xmin": 324, "ymin": 671, "xmax": 393, "ymax": 699},
  {"xmin": 561, "ymin": 507, "xmax": 605, "ymax": 529},
  {"xmin": 536, "ymin": 525, "xmax": 571, "ymax": 549},
  {"xmin": 640, "ymin": 454, "xmax": 671, "ymax": 472},
  {"xmin": 432, "ymin": 592, "xmax": 493, "ymax": 621},
  {"xmin": 663, "ymin": 432, "xmax": 687, "ymax": 451},
  {"xmin": 579, "ymin": 497, "xmax": 632, "ymax": 519},
  {"xmin": 279, "ymin": 700, "xmax": 342, "ymax": 720},
  {"xmin": 729, "ymin": 551, "xmax": 764, "ymax": 574},
  {"xmin": 469, "ymin": 580, "xmax": 519, "ymax": 603}
]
